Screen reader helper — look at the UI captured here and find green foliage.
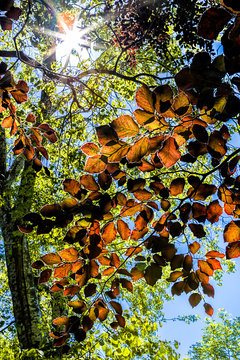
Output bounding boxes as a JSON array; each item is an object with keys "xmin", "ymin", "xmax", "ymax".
[{"xmin": 188, "ymin": 311, "xmax": 240, "ymax": 360}]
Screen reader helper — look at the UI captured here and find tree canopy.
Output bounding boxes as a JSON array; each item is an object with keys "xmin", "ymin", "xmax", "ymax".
[{"xmin": 0, "ymin": 0, "xmax": 240, "ymax": 358}]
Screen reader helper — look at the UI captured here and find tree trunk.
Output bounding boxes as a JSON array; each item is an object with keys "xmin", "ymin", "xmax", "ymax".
[{"xmin": 0, "ymin": 155, "xmax": 42, "ymax": 349}]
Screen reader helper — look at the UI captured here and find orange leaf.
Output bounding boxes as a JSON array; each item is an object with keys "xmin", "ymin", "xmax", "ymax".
[
  {"xmin": 102, "ymin": 267, "xmax": 115, "ymax": 276},
  {"xmin": 207, "ymin": 200, "xmax": 223, "ymax": 223},
  {"xmin": 80, "ymin": 174, "xmax": 99, "ymax": 191},
  {"xmin": 2, "ymin": 116, "xmax": 14, "ymax": 128},
  {"xmin": 158, "ymin": 137, "xmax": 181, "ymax": 168},
  {"xmin": 226, "ymin": 241, "xmax": 240, "ymax": 259},
  {"xmin": 202, "ymin": 283, "xmax": 214, "ymax": 298},
  {"xmin": 62, "ymin": 179, "xmax": 81, "ymax": 197},
  {"xmin": 41, "ymin": 253, "xmax": 62, "ymax": 265},
  {"xmin": 126, "ymin": 247, "xmax": 143, "ymax": 257},
  {"xmin": 54, "ymin": 264, "xmax": 72, "ymax": 279},
  {"xmin": 102, "ymin": 222, "xmax": 117, "ymax": 244},
  {"xmin": 53, "ymin": 316, "xmax": 69, "ymax": 326},
  {"xmin": 136, "ymin": 85, "xmax": 154, "ymax": 112},
  {"xmin": 189, "ymin": 241, "xmax": 200, "ymax": 254},
  {"xmin": 224, "ymin": 220, "xmax": 240, "ymax": 242},
  {"xmin": 204, "ymin": 303, "xmax": 214, "ymax": 316},
  {"xmin": 81, "ymin": 142, "xmax": 99, "ymax": 156},
  {"xmin": 133, "ymin": 189, "xmax": 153, "ymax": 201},
  {"xmin": 207, "ymin": 258, "xmax": 222, "ymax": 270},
  {"xmin": 198, "ymin": 260, "xmax": 213, "ymax": 276},
  {"xmin": 84, "ymin": 155, "xmax": 107, "ymax": 174},
  {"xmin": 63, "ymin": 285, "xmax": 80, "ymax": 297},
  {"xmin": 58, "ymin": 247, "xmax": 79, "ymax": 262},
  {"xmin": 205, "ymin": 250, "xmax": 225, "ymax": 259},
  {"xmin": 111, "ymin": 115, "xmax": 139, "ymax": 138},
  {"xmin": 117, "ymin": 220, "xmax": 131, "ymax": 240},
  {"xmin": 170, "ymin": 178, "xmax": 185, "ymax": 196},
  {"xmin": 110, "ymin": 253, "xmax": 120, "ymax": 268},
  {"xmin": 126, "ymin": 137, "xmax": 149, "ymax": 163}
]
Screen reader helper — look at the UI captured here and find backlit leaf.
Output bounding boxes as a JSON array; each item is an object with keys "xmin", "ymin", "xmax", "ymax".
[
  {"xmin": 189, "ymin": 241, "xmax": 200, "ymax": 254},
  {"xmin": 133, "ymin": 189, "xmax": 152, "ymax": 201},
  {"xmin": 126, "ymin": 137, "xmax": 149, "ymax": 163},
  {"xmin": 81, "ymin": 142, "xmax": 99, "ymax": 156},
  {"xmin": 84, "ymin": 155, "xmax": 107, "ymax": 174},
  {"xmin": 58, "ymin": 247, "xmax": 79, "ymax": 262},
  {"xmin": 224, "ymin": 220, "xmax": 240, "ymax": 242},
  {"xmin": 207, "ymin": 200, "xmax": 223, "ymax": 223},
  {"xmin": 205, "ymin": 251, "xmax": 225, "ymax": 259},
  {"xmin": 158, "ymin": 137, "xmax": 181, "ymax": 168},
  {"xmin": 117, "ymin": 220, "xmax": 130, "ymax": 240},
  {"xmin": 102, "ymin": 222, "xmax": 117, "ymax": 244},
  {"xmin": 41, "ymin": 253, "xmax": 62, "ymax": 265},
  {"xmin": 54, "ymin": 264, "xmax": 72, "ymax": 279},
  {"xmin": 63, "ymin": 285, "xmax": 80, "ymax": 297},
  {"xmin": 80, "ymin": 174, "xmax": 99, "ymax": 191},
  {"xmin": 170, "ymin": 178, "xmax": 185, "ymax": 196},
  {"xmin": 207, "ymin": 258, "xmax": 222, "ymax": 271},
  {"xmin": 111, "ymin": 115, "xmax": 139, "ymax": 138},
  {"xmin": 204, "ymin": 303, "xmax": 214, "ymax": 316},
  {"xmin": 198, "ymin": 260, "xmax": 213, "ymax": 276},
  {"xmin": 226, "ymin": 241, "xmax": 240, "ymax": 259},
  {"xmin": 53, "ymin": 316, "xmax": 69, "ymax": 326},
  {"xmin": 136, "ymin": 85, "xmax": 154, "ymax": 112},
  {"xmin": 110, "ymin": 301, "xmax": 123, "ymax": 315}
]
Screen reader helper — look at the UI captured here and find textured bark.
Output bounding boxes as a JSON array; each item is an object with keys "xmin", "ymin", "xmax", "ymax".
[{"xmin": 0, "ymin": 161, "xmax": 42, "ymax": 349}]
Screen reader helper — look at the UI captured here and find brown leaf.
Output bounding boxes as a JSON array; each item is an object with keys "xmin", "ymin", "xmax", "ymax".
[
  {"xmin": 126, "ymin": 136, "xmax": 149, "ymax": 163},
  {"xmin": 115, "ymin": 314, "xmax": 126, "ymax": 328},
  {"xmin": 120, "ymin": 278, "xmax": 133, "ymax": 293},
  {"xmin": 224, "ymin": 220, "xmax": 240, "ymax": 242},
  {"xmin": 62, "ymin": 179, "xmax": 81, "ymax": 197},
  {"xmin": 171, "ymin": 281, "xmax": 186, "ymax": 296},
  {"xmin": 144, "ymin": 263, "xmax": 162, "ymax": 286},
  {"xmin": 111, "ymin": 115, "xmax": 139, "ymax": 138},
  {"xmin": 98, "ymin": 171, "xmax": 112, "ymax": 190},
  {"xmin": 40, "ymin": 204, "xmax": 62, "ymax": 218},
  {"xmin": 189, "ymin": 241, "xmax": 200, "ymax": 254},
  {"xmin": 189, "ymin": 223, "xmax": 206, "ymax": 238},
  {"xmin": 189, "ymin": 293, "xmax": 202, "ymax": 308},
  {"xmin": 84, "ymin": 155, "xmax": 107, "ymax": 174},
  {"xmin": 170, "ymin": 178, "xmax": 185, "ymax": 196},
  {"xmin": 226, "ymin": 241, "xmax": 240, "ymax": 259},
  {"xmin": 193, "ymin": 184, "xmax": 217, "ymax": 201},
  {"xmin": 54, "ymin": 264, "xmax": 72, "ymax": 279},
  {"xmin": 84, "ymin": 283, "xmax": 97, "ymax": 297},
  {"xmin": 58, "ymin": 247, "xmax": 79, "ymax": 262},
  {"xmin": 50, "ymin": 284, "xmax": 64, "ymax": 292},
  {"xmin": 133, "ymin": 189, "xmax": 152, "ymax": 201},
  {"xmin": 198, "ymin": 260, "xmax": 213, "ymax": 276},
  {"xmin": 205, "ymin": 250, "xmax": 225, "ymax": 259},
  {"xmin": 41, "ymin": 253, "xmax": 62, "ymax": 266},
  {"xmin": 207, "ymin": 200, "xmax": 223, "ymax": 223},
  {"xmin": 39, "ymin": 269, "xmax": 52, "ymax": 284},
  {"xmin": 158, "ymin": 137, "xmax": 181, "ymax": 168},
  {"xmin": 102, "ymin": 222, "xmax": 117, "ymax": 244},
  {"xmin": 80, "ymin": 174, "xmax": 99, "ymax": 191},
  {"xmin": 136, "ymin": 85, "xmax": 154, "ymax": 112},
  {"xmin": 131, "ymin": 266, "xmax": 144, "ymax": 281},
  {"xmin": 198, "ymin": 7, "xmax": 232, "ymax": 40},
  {"xmin": 96, "ymin": 125, "xmax": 118, "ymax": 145},
  {"xmin": 81, "ymin": 142, "xmax": 99, "ymax": 156},
  {"xmin": 110, "ymin": 301, "xmax": 123, "ymax": 315},
  {"xmin": 63, "ymin": 285, "xmax": 80, "ymax": 297},
  {"xmin": 117, "ymin": 219, "xmax": 131, "ymax": 240},
  {"xmin": 204, "ymin": 303, "xmax": 214, "ymax": 316},
  {"xmin": 183, "ymin": 255, "xmax": 193, "ymax": 272},
  {"xmin": 202, "ymin": 283, "xmax": 214, "ymax": 298}
]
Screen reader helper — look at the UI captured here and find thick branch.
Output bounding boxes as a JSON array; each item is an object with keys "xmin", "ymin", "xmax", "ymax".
[{"xmin": 0, "ymin": 50, "xmax": 172, "ymax": 85}]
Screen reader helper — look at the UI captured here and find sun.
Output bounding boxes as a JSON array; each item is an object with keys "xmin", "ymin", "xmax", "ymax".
[{"xmin": 56, "ymin": 11, "xmax": 89, "ymax": 61}]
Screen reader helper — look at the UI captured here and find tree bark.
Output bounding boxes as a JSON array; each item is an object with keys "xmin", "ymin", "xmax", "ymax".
[{"xmin": 0, "ymin": 126, "xmax": 42, "ymax": 349}]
